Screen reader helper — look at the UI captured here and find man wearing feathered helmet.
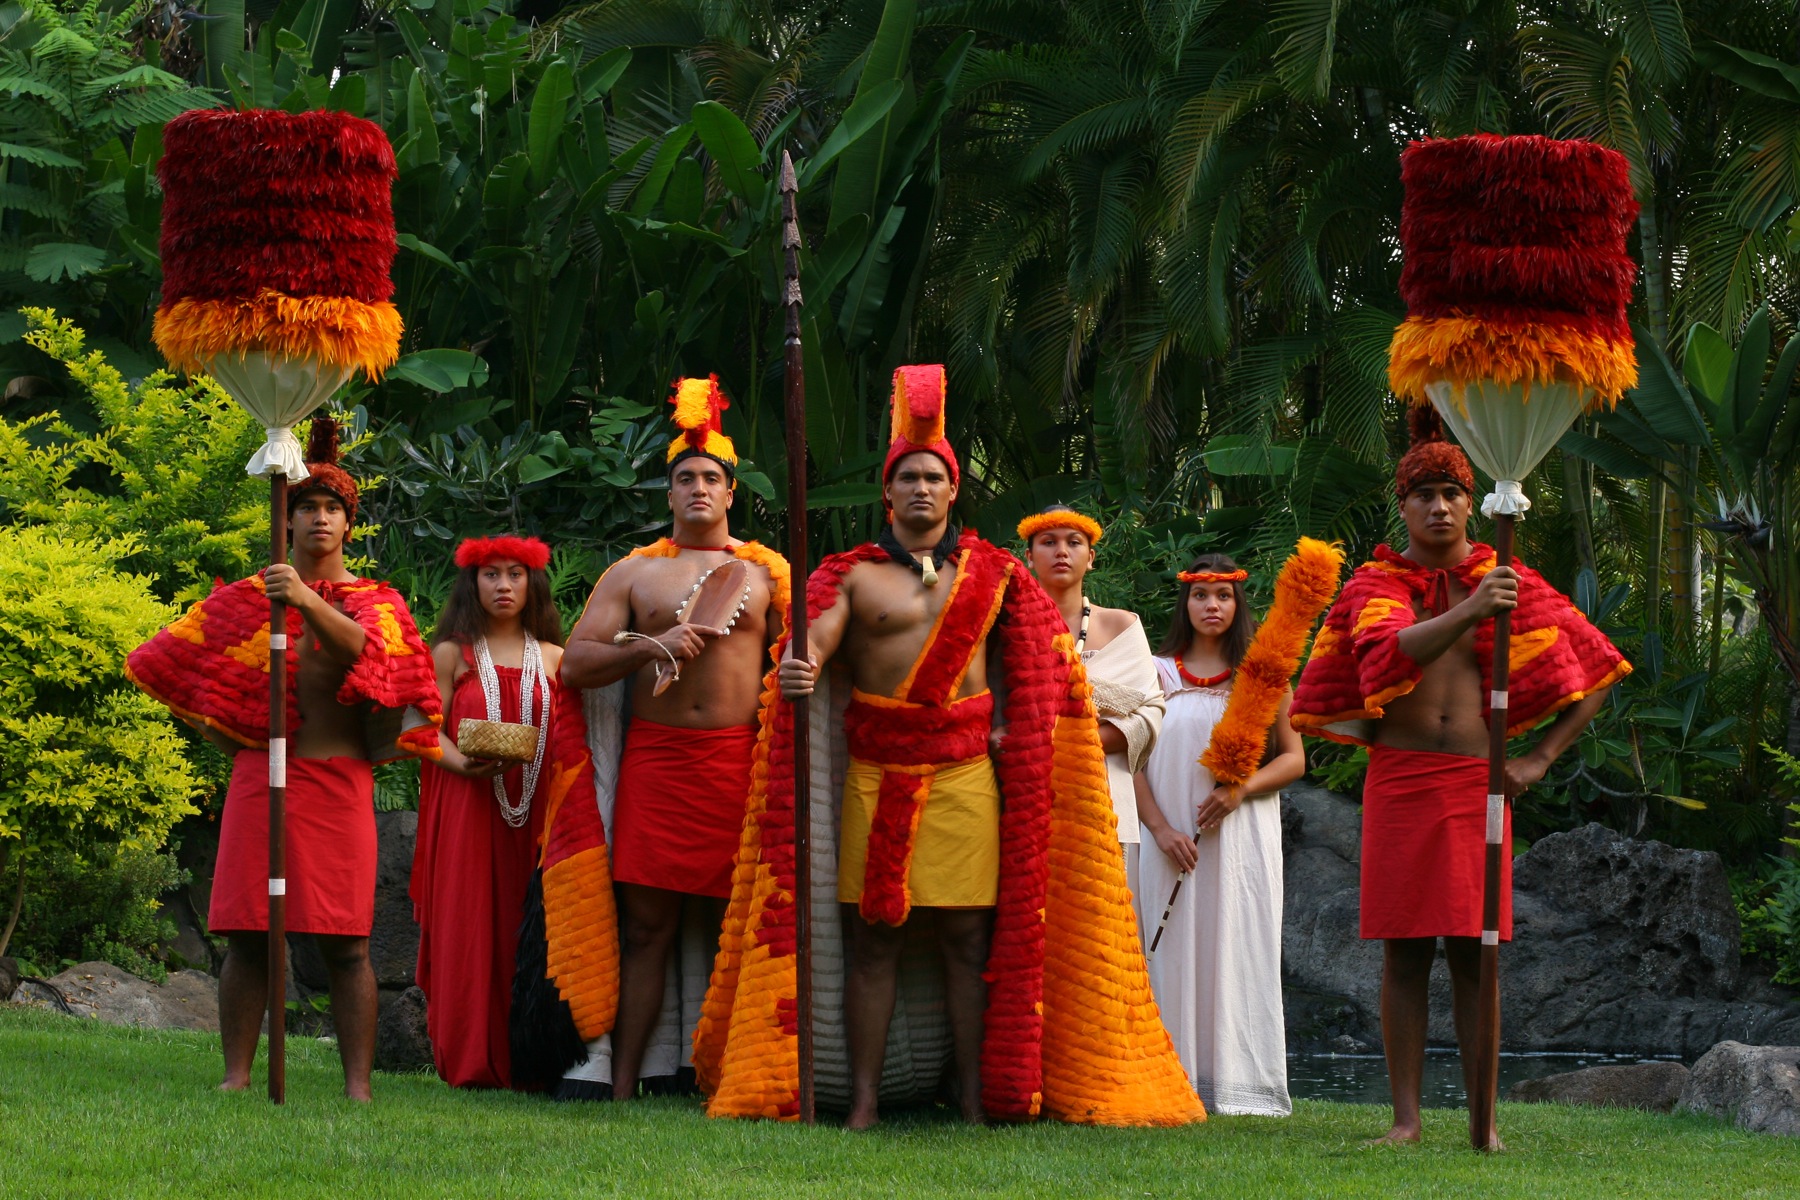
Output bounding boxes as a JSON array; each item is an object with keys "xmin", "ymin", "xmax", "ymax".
[
  {"xmin": 693, "ymin": 365, "xmax": 1201, "ymax": 1130},
  {"xmin": 1291, "ymin": 408, "xmax": 1629, "ymax": 1145},
  {"xmin": 126, "ymin": 418, "xmax": 443, "ymax": 1101},
  {"xmin": 546, "ymin": 375, "xmax": 791, "ymax": 1101}
]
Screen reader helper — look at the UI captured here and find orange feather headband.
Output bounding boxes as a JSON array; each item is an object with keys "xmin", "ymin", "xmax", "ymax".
[
  {"xmin": 1178, "ymin": 569, "xmax": 1247, "ymax": 584},
  {"xmin": 1017, "ymin": 511, "xmax": 1103, "ymax": 545}
]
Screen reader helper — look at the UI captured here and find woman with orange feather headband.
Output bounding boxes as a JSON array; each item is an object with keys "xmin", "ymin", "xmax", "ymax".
[
  {"xmin": 409, "ymin": 536, "xmax": 574, "ymax": 1090},
  {"xmin": 1019, "ymin": 506, "xmax": 1164, "ymax": 864},
  {"xmin": 1135, "ymin": 540, "xmax": 1341, "ymax": 1115}
]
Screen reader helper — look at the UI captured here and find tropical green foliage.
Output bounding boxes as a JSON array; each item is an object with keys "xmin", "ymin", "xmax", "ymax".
[
  {"xmin": 5, "ymin": 843, "xmax": 186, "ymax": 980},
  {"xmin": 6, "ymin": 307, "xmax": 264, "ymax": 602},
  {"xmin": 0, "ymin": 524, "xmax": 202, "ymax": 956}
]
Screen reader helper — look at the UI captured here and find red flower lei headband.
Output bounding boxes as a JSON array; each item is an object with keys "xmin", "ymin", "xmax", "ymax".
[
  {"xmin": 456, "ymin": 536, "xmax": 552, "ymax": 571},
  {"xmin": 1177, "ymin": 569, "xmax": 1247, "ymax": 584}
]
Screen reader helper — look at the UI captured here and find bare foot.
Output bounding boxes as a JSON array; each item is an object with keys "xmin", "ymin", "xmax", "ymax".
[
  {"xmin": 1476, "ymin": 1132, "xmax": 1506, "ymax": 1153},
  {"xmin": 344, "ymin": 1084, "xmax": 373, "ymax": 1104},
  {"xmin": 959, "ymin": 1103, "xmax": 987, "ymax": 1126},
  {"xmin": 218, "ymin": 1079, "xmax": 251, "ymax": 1093},
  {"xmin": 844, "ymin": 1104, "xmax": 880, "ymax": 1131},
  {"xmin": 1363, "ymin": 1125, "xmax": 1421, "ymax": 1147}
]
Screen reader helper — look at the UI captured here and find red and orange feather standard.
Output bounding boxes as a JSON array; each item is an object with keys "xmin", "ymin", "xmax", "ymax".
[
  {"xmin": 153, "ymin": 108, "xmax": 401, "ymax": 377},
  {"xmin": 1386, "ymin": 134, "xmax": 1638, "ymax": 408},
  {"xmin": 1200, "ymin": 539, "xmax": 1344, "ymax": 787},
  {"xmin": 666, "ymin": 375, "xmax": 738, "ymax": 466}
]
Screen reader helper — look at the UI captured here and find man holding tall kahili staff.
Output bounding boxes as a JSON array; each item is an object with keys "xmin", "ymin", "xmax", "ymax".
[
  {"xmin": 1291, "ymin": 134, "xmax": 1637, "ymax": 1150},
  {"xmin": 126, "ymin": 109, "xmax": 441, "ymax": 1103}
]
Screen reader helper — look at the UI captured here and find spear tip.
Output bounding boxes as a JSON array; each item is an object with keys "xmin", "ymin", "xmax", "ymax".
[{"xmin": 779, "ymin": 150, "xmax": 798, "ymax": 194}]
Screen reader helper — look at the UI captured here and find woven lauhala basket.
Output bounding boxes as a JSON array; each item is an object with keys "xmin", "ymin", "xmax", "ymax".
[{"xmin": 457, "ymin": 718, "xmax": 539, "ymax": 763}]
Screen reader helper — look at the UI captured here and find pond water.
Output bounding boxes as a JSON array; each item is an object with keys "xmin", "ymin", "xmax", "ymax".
[{"xmin": 1287, "ymin": 1049, "xmax": 1683, "ymax": 1107}]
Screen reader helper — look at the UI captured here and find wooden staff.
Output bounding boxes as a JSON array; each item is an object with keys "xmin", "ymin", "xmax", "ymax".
[
  {"xmin": 1469, "ymin": 512, "xmax": 1515, "ymax": 1150},
  {"xmin": 779, "ymin": 150, "xmax": 815, "ymax": 1125},
  {"xmin": 267, "ymin": 472, "xmax": 289, "ymax": 1104}
]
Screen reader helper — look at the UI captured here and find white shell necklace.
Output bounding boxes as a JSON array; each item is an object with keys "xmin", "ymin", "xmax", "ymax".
[{"xmin": 475, "ymin": 633, "xmax": 548, "ymax": 828}]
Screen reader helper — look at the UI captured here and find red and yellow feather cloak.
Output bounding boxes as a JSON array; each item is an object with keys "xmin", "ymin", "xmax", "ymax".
[
  {"xmin": 125, "ymin": 572, "xmax": 441, "ymax": 761},
  {"xmin": 693, "ymin": 531, "xmax": 1203, "ymax": 1126},
  {"xmin": 1290, "ymin": 543, "xmax": 1630, "ymax": 747}
]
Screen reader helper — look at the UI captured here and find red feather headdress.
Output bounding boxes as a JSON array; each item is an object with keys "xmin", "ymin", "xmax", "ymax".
[
  {"xmin": 884, "ymin": 364, "xmax": 959, "ymax": 485},
  {"xmin": 455, "ymin": 536, "xmax": 553, "ymax": 571}
]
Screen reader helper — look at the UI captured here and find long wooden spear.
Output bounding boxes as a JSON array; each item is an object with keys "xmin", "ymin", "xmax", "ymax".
[{"xmin": 779, "ymin": 150, "xmax": 815, "ymax": 1125}]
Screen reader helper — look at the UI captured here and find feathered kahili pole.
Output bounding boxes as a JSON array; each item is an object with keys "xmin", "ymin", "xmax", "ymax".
[
  {"xmin": 1387, "ymin": 133, "xmax": 1637, "ymax": 1151},
  {"xmin": 1146, "ymin": 539, "xmax": 1343, "ymax": 959},
  {"xmin": 154, "ymin": 108, "xmax": 402, "ymax": 1105}
]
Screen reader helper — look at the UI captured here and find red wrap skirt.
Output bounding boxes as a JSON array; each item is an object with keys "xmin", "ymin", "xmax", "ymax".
[
  {"xmin": 611, "ymin": 718, "xmax": 755, "ymax": 898},
  {"xmin": 209, "ymin": 751, "xmax": 376, "ymax": 936},
  {"xmin": 1360, "ymin": 745, "xmax": 1511, "ymax": 941}
]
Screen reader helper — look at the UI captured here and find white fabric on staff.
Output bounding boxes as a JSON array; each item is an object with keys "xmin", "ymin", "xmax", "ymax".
[
  {"xmin": 268, "ymin": 738, "xmax": 286, "ymax": 787},
  {"xmin": 1425, "ymin": 379, "xmax": 1589, "ymax": 519},
  {"xmin": 1487, "ymin": 794, "xmax": 1505, "ymax": 844},
  {"xmin": 200, "ymin": 350, "xmax": 351, "ymax": 479},
  {"xmin": 1084, "ymin": 616, "xmax": 1164, "ymax": 845},
  {"xmin": 269, "ymin": 878, "xmax": 286, "ymax": 896},
  {"xmin": 1135, "ymin": 658, "xmax": 1290, "ymax": 1117},
  {"xmin": 268, "ymin": 633, "xmax": 288, "ymax": 650},
  {"xmin": 1482, "ymin": 930, "xmax": 1500, "ymax": 946}
]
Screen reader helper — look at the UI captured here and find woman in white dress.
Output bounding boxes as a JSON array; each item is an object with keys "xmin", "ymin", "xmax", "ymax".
[
  {"xmin": 1135, "ymin": 552, "xmax": 1305, "ymax": 1116},
  {"xmin": 1019, "ymin": 506, "xmax": 1163, "ymax": 869}
]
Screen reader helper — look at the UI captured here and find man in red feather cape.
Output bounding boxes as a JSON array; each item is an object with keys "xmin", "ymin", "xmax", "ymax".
[
  {"xmin": 699, "ymin": 365, "xmax": 1199, "ymax": 1129},
  {"xmin": 126, "ymin": 419, "xmax": 442, "ymax": 1100},
  {"xmin": 1290, "ymin": 410, "xmax": 1629, "ymax": 1144}
]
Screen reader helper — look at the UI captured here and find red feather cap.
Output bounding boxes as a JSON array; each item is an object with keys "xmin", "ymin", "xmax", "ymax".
[
  {"xmin": 456, "ymin": 536, "xmax": 552, "ymax": 571},
  {"xmin": 884, "ymin": 364, "xmax": 959, "ymax": 485}
]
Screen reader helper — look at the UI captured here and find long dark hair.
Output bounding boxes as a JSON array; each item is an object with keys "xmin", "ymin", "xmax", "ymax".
[
  {"xmin": 1156, "ymin": 551, "xmax": 1256, "ymax": 665},
  {"xmin": 432, "ymin": 564, "xmax": 564, "ymax": 648}
]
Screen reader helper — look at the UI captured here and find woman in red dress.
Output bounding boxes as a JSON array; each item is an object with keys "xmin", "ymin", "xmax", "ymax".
[{"xmin": 412, "ymin": 536, "xmax": 565, "ymax": 1088}]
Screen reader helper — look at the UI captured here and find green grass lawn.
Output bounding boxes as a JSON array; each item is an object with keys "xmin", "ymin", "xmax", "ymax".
[{"xmin": 0, "ymin": 1007, "xmax": 1787, "ymax": 1199}]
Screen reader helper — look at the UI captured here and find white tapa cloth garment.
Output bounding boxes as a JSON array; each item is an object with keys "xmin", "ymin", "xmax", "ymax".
[
  {"xmin": 1136, "ymin": 657, "xmax": 1290, "ymax": 1116},
  {"xmin": 1083, "ymin": 615, "xmax": 1164, "ymax": 844}
]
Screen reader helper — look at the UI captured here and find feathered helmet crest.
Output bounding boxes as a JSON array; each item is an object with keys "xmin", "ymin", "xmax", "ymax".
[
  {"xmin": 666, "ymin": 374, "xmax": 737, "ymax": 481},
  {"xmin": 290, "ymin": 415, "xmax": 360, "ymax": 524},
  {"xmin": 1395, "ymin": 405, "xmax": 1475, "ymax": 499},
  {"xmin": 883, "ymin": 364, "xmax": 959, "ymax": 486}
]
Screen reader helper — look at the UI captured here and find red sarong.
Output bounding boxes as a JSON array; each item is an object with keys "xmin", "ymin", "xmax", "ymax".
[
  {"xmin": 611, "ymin": 718, "xmax": 755, "ymax": 898},
  {"xmin": 209, "ymin": 752, "xmax": 375, "ymax": 936},
  {"xmin": 1360, "ymin": 745, "xmax": 1511, "ymax": 941}
]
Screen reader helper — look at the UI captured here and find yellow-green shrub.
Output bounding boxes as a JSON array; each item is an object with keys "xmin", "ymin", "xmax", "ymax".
[
  {"xmin": 6, "ymin": 308, "xmax": 265, "ymax": 604},
  {"xmin": 0, "ymin": 527, "xmax": 201, "ymax": 942}
]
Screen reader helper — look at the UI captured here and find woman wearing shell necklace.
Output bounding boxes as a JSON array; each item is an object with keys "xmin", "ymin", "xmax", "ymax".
[
  {"xmin": 414, "ymin": 536, "xmax": 566, "ymax": 1089},
  {"xmin": 1135, "ymin": 551, "xmax": 1305, "ymax": 1116},
  {"xmin": 1020, "ymin": 506, "xmax": 1164, "ymax": 870}
]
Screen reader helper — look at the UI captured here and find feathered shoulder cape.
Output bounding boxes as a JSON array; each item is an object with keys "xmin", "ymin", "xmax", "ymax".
[
  {"xmin": 692, "ymin": 531, "xmax": 1203, "ymax": 1126},
  {"xmin": 1290, "ymin": 543, "xmax": 1629, "ymax": 746},
  {"xmin": 125, "ymin": 572, "xmax": 441, "ymax": 761}
]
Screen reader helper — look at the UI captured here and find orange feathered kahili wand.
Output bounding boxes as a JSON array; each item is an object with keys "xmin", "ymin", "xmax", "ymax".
[{"xmin": 1146, "ymin": 537, "xmax": 1344, "ymax": 958}]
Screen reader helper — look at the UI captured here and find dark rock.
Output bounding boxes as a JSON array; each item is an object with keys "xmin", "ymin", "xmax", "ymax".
[
  {"xmin": 0, "ymin": 955, "xmax": 18, "ymax": 1002},
  {"xmin": 13, "ymin": 961, "xmax": 219, "ymax": 1031},
  {"xmin": 1678, "ymin": 1041, "xmax": 1800, "ymax": 1136},
  {"xmin": 1508, "ymin": 1061, "xmax": 1689, "ymax": 1112},
  {"xmin": 1280, "ymin": 789, "xmax": 1800, "ymax": 1057},
  {"xmin": 375, "ymin": 984, "xmax": 433, "ymax": 1073},
  {"xmin": 370, "ymin": 810, "xmax": 420, "ymax": 989},
  {"xmin": 156, "ymin": 888, "xmax": 214, "ymax": 973}
]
